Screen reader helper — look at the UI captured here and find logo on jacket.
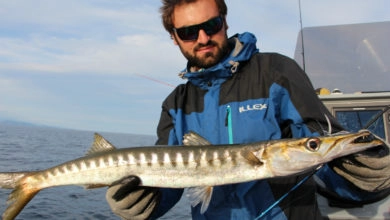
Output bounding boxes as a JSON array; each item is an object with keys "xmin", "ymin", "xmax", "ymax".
[{"xmin": 239, "ymin": 104, "xmax": 267, "ymax": 113}]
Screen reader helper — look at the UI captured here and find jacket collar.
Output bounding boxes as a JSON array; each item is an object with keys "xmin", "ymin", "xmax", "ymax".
[{"xmin": 179, "ymin": 32, "xmax": 259, "ymax": 88}]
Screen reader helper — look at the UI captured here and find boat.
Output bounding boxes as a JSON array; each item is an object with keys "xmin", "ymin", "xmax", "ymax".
[
  {"xmin": 318, "ymin": 90, "xmax": 390, "ymax": 219},
  {"xmin": 294, "ymin": 21, "xmax": 390, "ymax": 219}
]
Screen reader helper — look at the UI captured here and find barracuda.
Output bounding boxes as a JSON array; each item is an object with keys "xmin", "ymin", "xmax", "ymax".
[{"xmin": 0, "ymin": 130, "xmax": 385, "ymax": 219}]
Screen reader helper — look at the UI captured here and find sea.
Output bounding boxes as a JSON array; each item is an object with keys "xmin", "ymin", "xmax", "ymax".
[{"xmin": 0, "ymin": 123, "xmax": 191, "ymax": 220}]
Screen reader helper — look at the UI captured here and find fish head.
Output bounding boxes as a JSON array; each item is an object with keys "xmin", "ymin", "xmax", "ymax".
[
  {"xmin": 265, "ymin": 130, "xmax": 386, "ymax": 176},
  {"xmin": 314, "ymin": 130, "xmax": 385, "ymax": 160}
]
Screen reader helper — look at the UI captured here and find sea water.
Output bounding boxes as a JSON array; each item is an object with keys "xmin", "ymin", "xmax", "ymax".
[{"xmin": 0, "ymin": 123, "xmax": 191, "ymax": 219}]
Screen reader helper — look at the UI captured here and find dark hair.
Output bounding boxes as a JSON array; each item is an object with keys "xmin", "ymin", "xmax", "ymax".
[{"xmin": 160, "ymin": 0, "xmax": 227, "ymax": 33}]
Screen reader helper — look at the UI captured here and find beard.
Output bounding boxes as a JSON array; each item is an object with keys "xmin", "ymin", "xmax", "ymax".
[{"xmin": 180, "ymin": 38, "xmax": 229, "ymax": 69}]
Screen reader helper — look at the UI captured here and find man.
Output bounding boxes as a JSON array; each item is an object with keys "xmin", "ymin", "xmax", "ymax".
[{"xmin": 106, "ymin": 0, "xmax": 390, "ymax": 219}]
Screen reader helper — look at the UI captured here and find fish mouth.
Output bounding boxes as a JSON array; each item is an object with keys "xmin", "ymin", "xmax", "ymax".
[
  {"xmin": 352, "ymin": 132, "xmax": 376, "ymax": 144},
  {"xmin": 350, "ymin": 130, "xmax": 388, "ymax": 157}
]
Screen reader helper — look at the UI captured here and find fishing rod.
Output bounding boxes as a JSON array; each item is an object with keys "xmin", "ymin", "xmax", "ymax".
[
  {"xmin": 298, "ymin": 0, "xmax": 306, "ymax": 71},
  {"xmin": 255, "ymin": 165, "xmax": 323, "ymax": 219},
  {"xmin": 363, "ymin": 105, "xmax": 390, "ymax": 129}
]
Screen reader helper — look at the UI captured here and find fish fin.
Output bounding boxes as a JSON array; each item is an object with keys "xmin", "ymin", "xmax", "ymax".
[
  {"xmin": 183, "ymin": 131, "xmax": 211, "ymax": 146},
  {"xmin": 241, "ymin": 150, "xmax": 263, "ymax": 166},
  {"xmin": 185, "ymin": 186, "xmax": 213, "ymax": 214},
  {"xmin": 86, "ymin": 133, "xmax": 117, "ymax": 156},
  {"xmin": 3, "ymin": 177, "xmax": 40, "ymax": 220}
]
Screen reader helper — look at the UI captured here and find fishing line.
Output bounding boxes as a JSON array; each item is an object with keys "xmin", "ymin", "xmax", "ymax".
[
  {"xmin": 363, "ymin": 105, "xmax": 390, "ymax": 129},
  {"xmin": 254, "ymin": 165, "xmax": 323, "ymax": 220},
  {"xmin": 135, "ymin": 73, "xmax": 176, "ymax": 88}
]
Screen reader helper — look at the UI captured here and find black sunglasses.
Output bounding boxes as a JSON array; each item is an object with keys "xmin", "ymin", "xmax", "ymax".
[{"xmin": 173, "ymin": 16, "xmax": 223, "ymax": 41}]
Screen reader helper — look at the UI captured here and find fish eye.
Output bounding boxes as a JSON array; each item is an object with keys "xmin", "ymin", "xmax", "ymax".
[{"xmin": 306, "ymin": 138, "xmax": 320, "ymax": 151}]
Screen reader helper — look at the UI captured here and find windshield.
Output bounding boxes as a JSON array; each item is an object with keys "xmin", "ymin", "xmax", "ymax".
[{"xmin": 335, "ymin": 109, "xmax": 386, "ymax": 139}]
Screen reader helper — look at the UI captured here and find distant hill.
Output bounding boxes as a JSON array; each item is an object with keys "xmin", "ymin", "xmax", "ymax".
[
  {"xmin": 0, "ymin": 120, "xmax": 45, "ymax": 127},
  {"xmin": 0, "ymin": 120, "xmax": 156, "ymax": 138}
]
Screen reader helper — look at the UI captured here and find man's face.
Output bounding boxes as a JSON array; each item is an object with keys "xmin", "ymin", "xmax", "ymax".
[{"xmin": 172, "ymin": 0, "xmax": 229, "ymax": 69}]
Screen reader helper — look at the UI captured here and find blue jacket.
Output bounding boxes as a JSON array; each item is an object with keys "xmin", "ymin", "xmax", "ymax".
[{"xmin": 153, "ymin": 32, "xmax": 381, "ymax": 219}]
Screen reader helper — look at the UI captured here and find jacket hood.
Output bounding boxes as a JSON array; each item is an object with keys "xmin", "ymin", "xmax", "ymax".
[{"xmin": 180, "ymin": 32, "xmax": 259, "ymax": 88}]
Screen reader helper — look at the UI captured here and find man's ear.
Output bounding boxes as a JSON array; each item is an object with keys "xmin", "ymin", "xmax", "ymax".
[
  {"xmin": 171, "ymin": 34, "xmax": 179, "ymax": 45},
  {"xmin": 223, "ymin": 17, "xmax": 229, "ymax": 31}
]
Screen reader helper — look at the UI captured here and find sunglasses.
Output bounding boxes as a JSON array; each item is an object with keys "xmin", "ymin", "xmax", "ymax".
[{"xmin": 173, "ymin": 16, "xmax": 224, "ymax": 41}]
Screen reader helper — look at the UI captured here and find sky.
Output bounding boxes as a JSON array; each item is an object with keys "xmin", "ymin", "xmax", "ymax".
[{"xmin": 1, "ymin": 0, "xmax": 389, "ymax": 135}]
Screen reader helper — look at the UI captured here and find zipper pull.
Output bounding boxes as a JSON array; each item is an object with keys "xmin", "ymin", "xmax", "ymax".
[
  {"xmin": 225, "ymin": 108, "xmax": 229, "ymax": 126},
  {"xmin": 226, "ymin": 105, "xmax": 234, "ymax": 144}
]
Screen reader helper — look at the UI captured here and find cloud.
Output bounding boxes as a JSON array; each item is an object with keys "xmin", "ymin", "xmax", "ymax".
[
  {"xmin": 0, "ymin": 0, "xmax": 183, "ymax": 77},
  {"xmin": 0, "ymin": 31, "xmax": 183, "ymax": 77},
  {"xmin": 0, "ymin": 72, "xmax": 174, "ymax": 134},
  {"xmin": 2, "ymin": 1, "xmax": 389, "ymax": 77},
  {"xmin": 0, "ymin": 76, "xmax": 62, "ymax": 123},
  {"xmin": 301, "ymin": 0, "xmax": 390, "ymax": 26}
]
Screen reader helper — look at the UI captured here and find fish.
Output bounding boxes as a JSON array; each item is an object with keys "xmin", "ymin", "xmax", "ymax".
[{"xmin": 0, "ymin": 130, "xmax": 385, "ymax": 219}]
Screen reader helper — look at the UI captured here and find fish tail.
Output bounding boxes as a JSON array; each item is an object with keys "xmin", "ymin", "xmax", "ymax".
[
  {"xmin": 0, "ymin": 172, "xmax": 41, "ymax": 220},
  {"xmin": 0, "ymin": 172, "xmax": 27, "ymax": 189}
]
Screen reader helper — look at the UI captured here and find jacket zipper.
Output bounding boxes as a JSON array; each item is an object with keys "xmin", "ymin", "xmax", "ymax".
[{"xmin": 225, "ymin": 105, "xmax": 234, "ymax": 144}]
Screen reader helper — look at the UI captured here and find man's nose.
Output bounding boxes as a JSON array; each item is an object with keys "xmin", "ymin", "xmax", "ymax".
[{"xmin": 197, "ymin": 29, "xmax": 210, "ymax": 44}]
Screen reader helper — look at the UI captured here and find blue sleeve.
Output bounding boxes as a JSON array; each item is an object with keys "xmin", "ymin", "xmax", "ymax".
[{"xmin": 152, "ymin": 188, "xmax": 184, "ymax": 219}]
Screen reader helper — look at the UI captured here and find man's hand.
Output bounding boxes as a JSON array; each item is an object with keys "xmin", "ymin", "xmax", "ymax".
[
  {"xmin": 331, "ymin": 145, "xmax": 390, "ymax": 192},
  {"xmin": 106, "ymin": 176, "xmax": 161, "ymax": 220}
]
